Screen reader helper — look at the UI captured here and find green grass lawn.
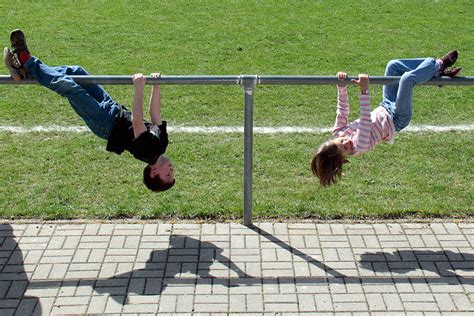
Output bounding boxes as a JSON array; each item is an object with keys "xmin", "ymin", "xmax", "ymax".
[
  {"xmin": 0, "ymin": 1, "xmax": 473, "ymax": 219},
  {"xmin": 0, "ymin": 131, "xmax": 472, "ymax": 219}
]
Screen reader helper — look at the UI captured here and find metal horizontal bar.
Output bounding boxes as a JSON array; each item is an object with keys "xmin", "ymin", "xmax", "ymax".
[
  {"xmin": 0, "ymin": 75, "xmax": 242, "ymax": 85},
  {"xmin": 257, "ymin": 75, "xmax": 474, "ymax": 86},
  {"xmin": 1, "ymin": 75, "xmax": 473, "ymax": 85}
]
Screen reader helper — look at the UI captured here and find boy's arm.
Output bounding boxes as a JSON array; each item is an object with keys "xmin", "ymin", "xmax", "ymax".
[
  {"xmin": 131, "ymin": 73, "xmax": 148, "ymax": 139},
  {"xmin": 333, "ymin": 72, "xmax": 350, "ymax": 134},
  {"xmin": 149, "ymin": 73, "xmax": 162, "ymax": 126}
]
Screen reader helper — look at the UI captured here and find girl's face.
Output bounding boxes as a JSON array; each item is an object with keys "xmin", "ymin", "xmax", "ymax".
[{"xmin": 333, "ymin": 136, "xmax": 353, "ymax": 156}]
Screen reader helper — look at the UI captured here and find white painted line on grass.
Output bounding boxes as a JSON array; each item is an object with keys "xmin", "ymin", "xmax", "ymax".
[{"xmin": 0, "ymin": 124, "xmax": 473, "ymax": 134}]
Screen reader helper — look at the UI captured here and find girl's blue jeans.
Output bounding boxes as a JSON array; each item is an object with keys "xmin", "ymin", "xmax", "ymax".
[
  {"xmin": 25, "ymin": 57, "xmax": 120, "ymax": 139},
  {"xmin": 381, "ymin": 58, "xmax": 439, "ymax": 132}
]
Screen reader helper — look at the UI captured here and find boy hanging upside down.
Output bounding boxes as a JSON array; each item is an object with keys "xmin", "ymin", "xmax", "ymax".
[{"xmin": 3, "ymin": 29, "xmax": 175, "ymax": 191}]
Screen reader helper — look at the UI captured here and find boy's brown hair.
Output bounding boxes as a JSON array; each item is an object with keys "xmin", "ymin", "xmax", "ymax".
[
  {"xmin": 143, "ymin": 165, "xmax": 175, "ymax": 192},
  {"xmin": 311, "ymin": 140, "xmax": 348, "ymax": 187}
]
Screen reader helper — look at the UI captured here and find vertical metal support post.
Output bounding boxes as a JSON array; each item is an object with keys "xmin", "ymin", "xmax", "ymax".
[{"xmin": 241, "ymin": 75, "xmax": 257, "ymax": 226}]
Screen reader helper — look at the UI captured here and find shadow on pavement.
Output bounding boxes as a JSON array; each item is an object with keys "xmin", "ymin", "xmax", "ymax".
[
  {"xmin": 0, "ymin": 224, "xmax": 41, "ymax": 315},
  {"xmin": 11, "ymin": 227, "xmax": 474, "ymax": 310},
  {"xmin": 360, "ymin": 249, "xmax": 474, "ymax": 278},
  {"xmin": 94, "ymin": 235, "xmax": 253, "ymax": 304}
]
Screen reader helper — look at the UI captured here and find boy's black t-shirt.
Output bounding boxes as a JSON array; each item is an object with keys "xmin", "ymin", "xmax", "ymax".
[{"xmin": 106, "ymin": 106, "xmax": 168, "ymax": 165}]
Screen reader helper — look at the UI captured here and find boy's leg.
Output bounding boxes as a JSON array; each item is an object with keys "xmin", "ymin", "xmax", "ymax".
[
  {"xmin": 58, "ymin": 65, "xmax": 114, "ymax": 105},
  {"xmin": 391, "ymin": 58, "xmax": 438, "ymax": 131},
  {"xmin": 24, "ymin": 57, "xmax": 119, "ymax": 139}
]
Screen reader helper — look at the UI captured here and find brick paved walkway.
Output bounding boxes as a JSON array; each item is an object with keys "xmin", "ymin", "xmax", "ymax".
[{"xmin": 0, "ymin": 221, "xmax": 473, "ymax": 315}]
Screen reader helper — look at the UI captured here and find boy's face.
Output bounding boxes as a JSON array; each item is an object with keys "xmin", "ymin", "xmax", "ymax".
[{"xmin": 155, "ymin": 157, "xmax": 174, "ymax": 184}]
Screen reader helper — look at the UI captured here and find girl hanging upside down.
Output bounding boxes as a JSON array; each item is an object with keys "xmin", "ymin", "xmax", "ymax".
[{"xmin": 311, "ymin": 51, "xmax": 461, "ymax": 187}]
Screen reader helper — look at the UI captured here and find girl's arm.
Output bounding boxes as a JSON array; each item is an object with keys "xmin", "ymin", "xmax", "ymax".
[
  {"xmin": 149, "ymin": 72, "xmax": 162, "ymax": 126},
  {"xmin": 333, "ymin": 72, "xmax": 350, "ymax": 134},
  {"xmin": 351, "ymin": 74, "xmax": 372, "ymax": 153},
  {"xmin": 131, "ymin": 73, "xmax": 148, "ymax": 139}
]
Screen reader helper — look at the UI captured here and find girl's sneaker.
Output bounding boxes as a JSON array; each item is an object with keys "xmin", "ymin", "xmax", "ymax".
[
  {"xmin": 439, "ymin": 50, "xmax": 458, "ymax": 68},
  {"xmin": 441, "ymin": 67, "xmax": 462, "ymax": 77},
  {"xmin": 3, "ymin": 47, "xmax": 27, "ymax": 81},
  {"xmin": 10, "ymin": 29, "xmax": 31, "ymax": 65}
]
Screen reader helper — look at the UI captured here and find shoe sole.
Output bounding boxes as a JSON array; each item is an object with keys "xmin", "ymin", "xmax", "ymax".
[
  {"xmin": 3, "ymin": 47, "xmax": 25, "ymax": 81},
  {"xmin": 442, "ymin": 67, "xmax": 462, "ymax": 78}
]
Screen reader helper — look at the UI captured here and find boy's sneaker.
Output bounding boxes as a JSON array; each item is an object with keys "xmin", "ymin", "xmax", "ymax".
[
  {"xmin": 3, "ymin": 47, "xmax": 27, "ymax": 81},
  {"xmin": 10, "ymin": 29, "xmax": 31, "ymax": 65},
  {"xmin": 441, "ymin": 67, "xmax": 462, "ymax": 77}
]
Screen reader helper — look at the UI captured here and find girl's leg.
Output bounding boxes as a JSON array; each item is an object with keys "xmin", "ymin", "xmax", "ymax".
[
  {"xmin": 393, "ymin": 58, "xmax": 438, "ymax": 131},
  {"xmin": 24, "ymin": 57, "xmax": 120, "ymax": 139},
  {"xmin": 382, "ymin": 58, "xmax": 439, "ymax": 131},
  {"xmin": 382, "ymin": 58, "xmax": 428, "ymax": 104}
]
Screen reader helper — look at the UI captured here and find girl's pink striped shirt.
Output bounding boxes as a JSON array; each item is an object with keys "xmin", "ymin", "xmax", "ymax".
[{"xmin": 333, "ymin": 86, "xmax": 395, "ymax": 156}]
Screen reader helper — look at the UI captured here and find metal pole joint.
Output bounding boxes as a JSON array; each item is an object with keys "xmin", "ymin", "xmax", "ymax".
[{"xmin": 240, "ymin": 75, "xmax": 258, "ymax": 95}]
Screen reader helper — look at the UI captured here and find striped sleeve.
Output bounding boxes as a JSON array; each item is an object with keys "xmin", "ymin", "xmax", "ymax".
[
  {"xmin": 352, "ymin": 93, "xmax": 372, "ymax": 154},
  {"xmin": 333, "ymin": 86, "xmax": 350, "ymax": 135}
]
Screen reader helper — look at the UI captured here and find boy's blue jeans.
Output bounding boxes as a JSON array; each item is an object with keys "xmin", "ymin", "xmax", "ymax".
[
  {"xmin": 25, "ymin": 57, "xmax": 120, "ymax": 139},
  {"xmin": 381, "ymin": 58, "xmax": 439, "ymax": 132}
]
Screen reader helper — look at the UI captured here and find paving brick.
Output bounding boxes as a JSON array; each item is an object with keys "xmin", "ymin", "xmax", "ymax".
[
  {"xmin": 46, "ymin": 236, "xmax": 65, "ymax": 249},
  {"xmin": 31, "ymin": 263, "xmax": 52, "ymax": 280},
  {"xmin": 451, "ymin": 293, "xmax": 474, "ymax": 310},
  {"xmin": 421, "ymin": 235, "xmax": 441, "ymax": 247},
  {"xmin": 89, "ymin": 248, "xmax": 106, "ymax": 263},
  {"xmin": 265, "ymin": 302, "xmax": 298, "ymax": 312},
  {"xmin": 49, "ymin": 263, "xmax": 68, "ymax": 279},
  {"xmin": 140, "ymin": 224, "xmax": 157, "ymax": 235},
  {"xmin": 229, "ymin": 294, "xmax": 246, "ymax": 312},
  {"xmin": 24, "ymin": 287, "xmax": 59, "ymax": 298},
  {"xmin": 23, "ymin": 250, "xmax": 44, "ymax": 265},
  {"xmin": 65, "ymin": 270, "xmax": 99, "ymax": 279},
  {"xmin": 23, "ymin": 224, "xmax": 41, "ymax": 236},
  {"xmin": 0, "ymin": 298, "xmax": 19, "ymax": 309},
  {"xmin": 87, "ymin": 295, "xmax": 107, "ymax": 314},
  {"xmin": 334, "ymin": 302, "xmax": 368, "ymax": 312},
  {"xmin": 123, "ymin": 295, "xmax": 159, "ymax": 313},
  {"xmin": 382, "ymin": 293, "xmax": 404, "ymax": 310},
  {"xmin": 404, "ymin": 301, "xmax": 439, "ymax": 311},
  {"xmin": 51, "ymin": 304, "xmax": 88, "ymax": 314},
  {"xmin": 104, "ymin": 295, "xmax": 124, "ymax": 313},
  {"xmin": 40, "ymin": 255, "xmax": 72, "ymax": 264},
  {"xmin": 83, "ymin": 224, "xmax": 100, "ymax": 235},
  {"xmin": 175, "ymin": 294, "xmax": 194, "ymax": 313},
  {"xmin": 72, "ymin": 249, "xmax": 92, "ymax": 263},
  {"xmin": 63, "ymin": 236, "xmax": 81, "ymax": 249},
  {"xmin": 55, "ymin": 295, "xmax": 90, "ymax": 306},
  {"xmin": 157, "ymin": 223, "xmax": 172, "ymax": 235},
  {"xmin": 5, "ymin": 280, "xmax": 27, "ymax": 298},
  {"xmin": 366, "ymin": 293, "xmax": 386, "ymax": 311},
  {"xmin": 15, "ymin": 297, "xmax": 39, "ymax": 315},
  {"xmin": 98, "ymin": 224, "xmax": 115, "ymax": 235},
  {"xmin": 434, "ymin": 293, "xmax": 457, "ymax": 311}
]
